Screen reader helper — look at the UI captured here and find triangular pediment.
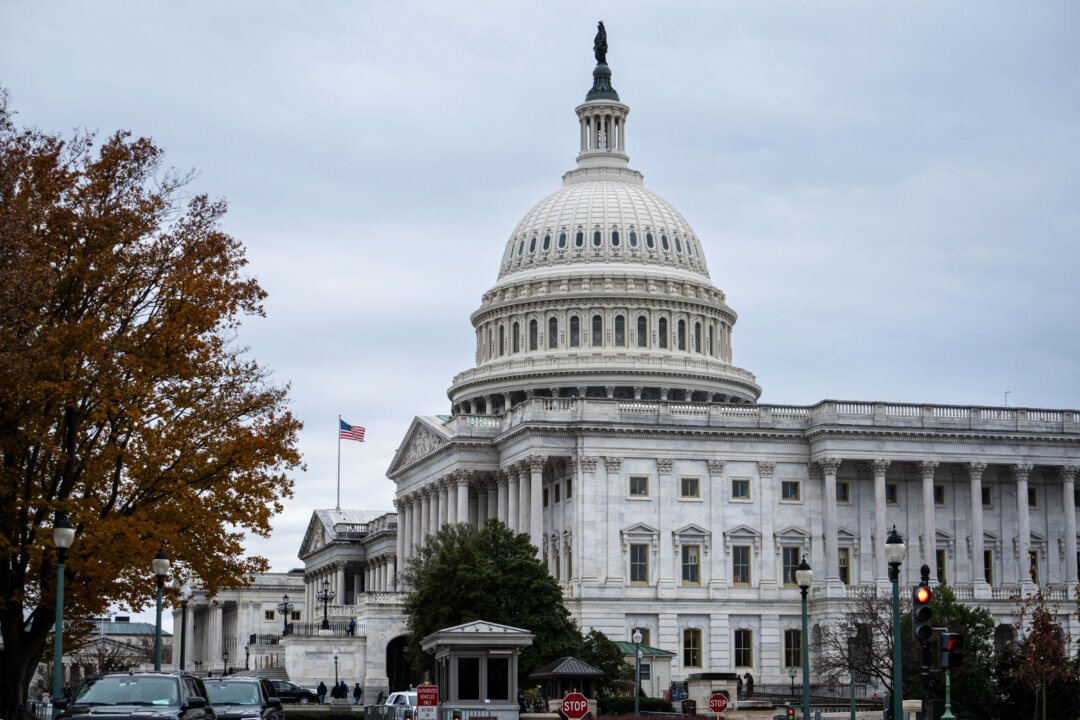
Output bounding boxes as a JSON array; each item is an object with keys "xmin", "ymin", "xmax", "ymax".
[
  {"xmin": 621, "ymin": 522, "xmax": 660, "ymax": 536},
  {"xmin": 439, "ymin": 620, "xmax": 530, "ymax": 635},
  {"xmin": 837, "ymin": 528, "xmax": 858, "ymax": 541},
  {"xmin": 776, "ymin": 526, "xmax": 812, "ymax": 540},
  {"xmin": 387, "ymin": 416, "xmax": 452, "ymax": 475},
  {"xmin": 299, "ymin": 512, "xmax": 331, "ymax": 557},
  {"xmin": 673, "ymin": 523, "xmax": 710, "ymax": 537},
  {"xmin": 724, "ymin": 524, "xmax": 762, "ymax": 538}
]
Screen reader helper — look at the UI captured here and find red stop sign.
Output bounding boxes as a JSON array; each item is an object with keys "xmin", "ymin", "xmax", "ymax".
[
  {"xmin": 708, "ymin": 693, "xmax": 728, "ymax": 713},
  {"xmin": 562, "ymin": 692, "xmax": 589, "ymax": 720}
]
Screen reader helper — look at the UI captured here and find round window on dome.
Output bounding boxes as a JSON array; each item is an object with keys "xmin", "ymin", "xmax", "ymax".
[
  {"xmin": 576, "ymin": 231, "xmax": 584, "ymax": 247},
  {"xmin": 646, "ymin": 233, "xmax": 654, "ymax": 248},
  {"xmin": 543, "ymin": 234, "xmax": 550, "ymax": 250},
  {"xmin": 611, "ymin": 231, "xmax": 619, "ymax": 246},
  {"xmin": 529, "ymin": 237, "xmax": 536, "ymax": 253},
  {"xmin": 674, "ymin": 236, "xmax": 682, "ymax": 252},
  {"xmin": 559, "ymin": 232, "xmax": 567, "ymax": 248},
  {"xmin": 593, "ymin": 231, "xmax": 601, "ymax": 247},
  {"xmin": 661, "ymin": 234, "xmax": 669, "ymax": 250},
  {"xmin": 629, "ymin": 231, "xmax": 638, "ymax": 247}
]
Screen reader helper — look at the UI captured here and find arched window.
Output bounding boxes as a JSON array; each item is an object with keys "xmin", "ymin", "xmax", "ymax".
[
  {"xmin": 513, "ymin": 322, "xmax": 520, "ymax": 353},
  {"xmin": 529, "ymin": 237, "xmax": 536, "ymax": 253},
  {"xmin": 542, "ymin": 234, "xmax": 550, "ymax": 250},
  {"xmin": 558, "ymin": 232, "xmax": 567, "ymax": 248},
  {"xmin": 570, "ymin": 316, "xmax": 580, "ymax": 347},
  {"xmin": 593, "ymin": 230, "xmax": 602, "ymax": 247},
  {"xmin": 707, "ymin": 325, "xmax": 714, "ymax": 355},
  {"xmin": 694, "ymin": 322, "xmax": 701, "ymax": 353},
  {"xmin": 548, "ymin": 317, "xmax": 558, "ymax": 348},
  {"xmin": 677, "ymin": 319, "xmax": 686, "ymax": 350},
  {"xmin": 646, "ymin": 232, "xmax": 655, "ymax": 248},
  {"xmin": 661, "ymin": 234, "xmax": 670, "ymax": 250},
  {"xmin": 658, "ymin": 317, "xmax": 668, "ymax": 349},
  {"xmin": 629, "ymin": 231, "xmax": 638, "ymax": 247},
  {"xmin": 687, "ymin": 240, "xmax": 694, "ymax": 257},
  {"xmin": 499, "ymin": 325, "xmax": 505, "ymax": 356},
  {"xmin": 614, "ymin": 315, "xmax": 625, "ymax": 346},
  {"xmin": 674, "ymin": 236, "xmax": 682, "ymax": 252},
  {"xmin": 529, "ymin": 319, "xmax": 538, "ymax": 351},
  {"xmin": 637, "ymin": 316, "xmax": 648, "ymax": 347},
  {"xmin": 518, "ymin": 240, "xmax": 525, "ymax": 255},
  {"xmin": 611, "ymin": 231, "xmax": 620, "ymax": 246},
  {"xmin": 592, "ymin": 315, "xmax": 603, "ymax": 347},
  {"xmin": 575, "ymin": 231, "xmax": 584, "ymax": 247}
]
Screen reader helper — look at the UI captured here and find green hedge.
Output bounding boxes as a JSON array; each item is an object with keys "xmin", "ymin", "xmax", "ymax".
[
  {"xmin": 282, "ymin": 711, "xmax": 363, "ymax": 720},
  {"xmin": 597, "ymin": 697, "xmax": 674, "ymax": 715}
]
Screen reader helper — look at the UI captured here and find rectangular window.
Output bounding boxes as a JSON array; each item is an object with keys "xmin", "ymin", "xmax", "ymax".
[
  {"xmin": 457, "ymin": 656, "xmax": 480, "ymax": 700},
  {"xmin": 1029, "ymin": 551, "xmax": 1039, "ymax": 584},
  {"xmin": 984, "ymin": 550, "xmax": 993, "ymax": 585},
  {"xmin": 982, "ymin": 486, "xmax": 992, "ymax": 507},
  {"xmin": 291, "ymin": 611, "xmax": 301, "ymax": 621},
  {"xmin": 734, "ymin": 628, "xmax": 753, "ymax": 668},
  {"xmin": 683, "ymin": 628, "xmax": 702, "ymax": 668},
  {"xmin": 839, "ymin": 548, "xmax": 851, "ymax": 585},
  {"xmin": 886, "ymin": 483, "xmax": 898, "ymax": 504},
  {"xmin": 264, "ymin": 610, "xmax": 275, "ymax": 622},
  {"xmin": 784, "ymin": 629, "xmax": 802, "ymax": 668},
  {"xmin": 566, "ymin": 479, "xmax": 572, "ymax": 499},
  {"xmin": 936, "ymin": 549, "xmax": 947, "ymax": 585},
  {"xmin": 570, "ymin": 317, "xmax": 580, "ymax": 347},
  {"xmin": 553, "ymin": 484, "xmax": 560, "ymax": 503},
  {"xmin": 681, "ymin": 477, "xmax": 700, "ymax": 498},
  {"xmin": 630, "ymin": 544, "xmax": 649, "ymax": 584},
  {"xmin": 631, "ymin": 628, "xmax": 651, "ymax": 646},
  {"xmin": 781, "ymin": 481, "xmax": 800, "ymax": 501},
  {"xmin": 732, "ymin": 546, "xmax": 751, "ymax": 585},
  {"xmin": 640, "ymin": 663, "xmax": 651, "ymax": 681},
  {"xmin": 592, "ymin": 315, "xmax": 603, "ymax": 347},
  {"xmin": 934, "ymin": 484, "xmax": 945, "ymax": 505},
  {"xmin": 782, "ymin": 547, "xmax": 800, "ymax": 586},
  {"xmin": 543, "ymin": 487, "xmax": 549, "ymax": 507},
  {"xmin": 731, "ymin": 479, "xmax": 750, "ymax": 500},
  {"xmin": 682, "ymin": 545, "xmax": 700, "ymax": 585},
  {"xmin": 487, "ymin": 657, "xmax": 509, "ymax": 700},
  {"xmin": 836, "ymin": 482, "xmax": 850, "ymax": 503},
  {"xmin": 629, "ymin": 476, "xmax": 649, "ymax": 497},
  {"xmin": 1028, "ymin": 487, "xmax": 1038, "ymax": 508},
  {"xmin": 615, "ymin": 315, "xmax": 625, "ymax": 346}
]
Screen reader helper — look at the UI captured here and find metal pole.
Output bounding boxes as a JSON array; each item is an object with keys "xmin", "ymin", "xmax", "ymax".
[
  {"xmin": 334, "ymin": 656, "xmax": 339, "ymax": 686},
  {"xmin": 634, "ymin": 644, "xmax": 640, "ymax": 718},
  {"xmin": 941, "ymin": 669, "xmax": 955, "ymax": 719},
  {"xmin": 920, "ymin": 642, "xmax": 931, "ymax": 720},
  {"xmin": 179, "ymin": 601, "xmax": 188, "ymax": 671},
  {"xmin": 891, "ymin": 566, "xmax": 903, "ymax": 720},
  {"xmin": 154, "ymin": 577, "xmax": 165, "ymax": 671},
  {"xmin": 51, "ymin": 556, "xmax": 66, "ymax": 720},
  {"xmin": 801, "ymin": 588, "xmax": 810, "ymax": 720}
]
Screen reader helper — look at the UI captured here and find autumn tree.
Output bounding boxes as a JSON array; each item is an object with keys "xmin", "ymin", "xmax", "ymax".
[
  {"xmin": 997, "ymin": 589, "xmax": 1079, "ymax": 720},
  {"xmin": 0, "ymin": 90, "xmax": 302, "ymax": 718},
  {"xmin": 814, "ymin": 585, "xmax": 903, "ymax": 699}
]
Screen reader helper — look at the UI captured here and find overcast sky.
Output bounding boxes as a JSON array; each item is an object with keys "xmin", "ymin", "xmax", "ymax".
[{"xmin": 4, "ymin": 1, "xmax": 1079, "ymax": 623}]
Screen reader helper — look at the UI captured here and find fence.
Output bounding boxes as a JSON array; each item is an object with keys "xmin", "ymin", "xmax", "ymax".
[{"xmin": 285, "ymin": 621, "xmax": 355, "ymax": 637}]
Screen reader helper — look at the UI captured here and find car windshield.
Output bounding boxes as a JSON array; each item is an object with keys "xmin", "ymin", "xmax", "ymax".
[
  {"xmin": 74, "ymin": 677, "xmax": 179, "ymax": 706},
  {"xmin": 205, "ymin": 681, "xmax": 259, "ymax": 706}
]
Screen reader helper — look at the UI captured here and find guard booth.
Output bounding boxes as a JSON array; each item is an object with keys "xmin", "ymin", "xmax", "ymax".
[
  {"xmin": 529, "ymin": 656, "xmax": 604, "ymax": 700},
  {"xmin": 420, "ymin": 620, "xmax": 534, "ymax": 720}
]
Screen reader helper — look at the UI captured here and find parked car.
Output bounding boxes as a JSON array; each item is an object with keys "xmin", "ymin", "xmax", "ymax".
[
  {"xmin": 55, "ymin": 671, "xmax": 215, "ymax": 720},
  {"xmin": 267, "ymin": 680, "xmax": 318, "ymax": 704},
  {"xmin": 384, "ymin": 691, "xmax": 418, "ymax": 710},
  {"xmin": 204, "ymin": 678, "xmax": 283, "ymax": 720}
]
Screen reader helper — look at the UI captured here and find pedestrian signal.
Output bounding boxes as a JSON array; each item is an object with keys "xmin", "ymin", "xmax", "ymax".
[
  {"xmin": 940, "ymin": 632, "xmax": 964, "ymax": 668},
  {"xmin": 912, "ymin": 585, "xmax": 934, "ymax": 642}
]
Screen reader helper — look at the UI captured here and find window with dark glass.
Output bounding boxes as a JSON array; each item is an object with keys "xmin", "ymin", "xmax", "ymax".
[
  {"xmin": 733, "ymin": 546, "xmax": 751, "ymax": 585},
  {"xmin": 631, "ymin": 628, "xmax": 651, "ymax": 646},
  {"xmin": 542, "ymin": 488, "xmax": 548, "ymax": 507},
  {"xmin": 498, "ymin": 326, "xmax": 505, "ymax": 356},
  {"xmin": 593, "ymin": 230, "xmax": 601, "ymax": 246},
  {"xmin": 839, "ymin": 548, "xmax": 851, "ymax": 584},
  {"xmin": 674, "ymin": 236, "xmax": 682, "ymax": 252},
  {"xmin": 1028, "ymin": 487, "xmax": 1038, "ymax": 507},
  {"xmin": 836, "ymin": 482, "xmax": 850, "ymax": 502},
  {"xmin": 984, "ymin": 550, "xmax": 993, "ymax": 584},
  {"xmin": 558, "ymin": 232, "xmax": 567, "ymax": 248},
  {"xmin": 1030, "ymin": 551, "xmax": 1039, "ymax": 583},
  {"xmin": 658, "ymin": 317, "xmax": 668, "ymax": 348},
  {"xmin": 680, "ymin": 477, "xmax": 699, "ymax": 498},
  {"xmin": 615, "ymin": 315, "xmax": 625, "ymax": 346},
  {"xmin": 661, "ymin": 234, "xmax": 669, "ymax": 250},
  {"xmin": 683, "ymin": 628, "xmax": 702, "ymax": 668},
  {"xmin": 637, "ymin": 316, "xmax": 648, "ymax": 347},
  {"xmin": 781, "ymin": 481, "xmax": 800, "ymax": 501},
  {"xmin": 570, "ymin": 316, "xmax": 580, "ymax": 347},
  {"xmin": 982, "ymin": 486, "xmax": 992, "ymax": 507},
  {"xmin": 707, "ymin": 326, "xmax": 713, "ymax": 355},
  {"xmin": 694, "ymin": 322, "xmax": 701, "ymax": 352},
  {"xmin": 646, "ymin": 232, "xmax": 655, "ymax": 248},
  {"xmin": 566, "ymin": 479, "xmax": 572, "ymax": 498},
  {"xmin": 517, "ymin": 240, "xmax": 524, "ymax": 255},
  {"xmin": 529, "ymin": 237, "xmax": 536, "ymax": 252},
  {"xmin": 784, "ymin": 629, "xmax": 801, "ymax": 668},
  {"xmin": 553, "ymin": 484, "xmax": 560, "ymax": 503},
  {"xmin": 529, "ymin": 319, "xmax": 538, "ymax": 351},
  {"xmin": 542, "ymin": 234, "xmax": 550, "ymax": 250},
  {"xmin": 629, "ymin": 477, "xmax": 649, "ymax": 497},
  {"xmin": 677, "ymin": 320, "xmax": 686, "ymax": 350},
  {"xmin": 731, "ymin": 479, "xmax": 750, "ymax": 500},
  {"xmin": 682, "ymin": 545, "xmax": 700, "ymax": 585},
  {"xmin": 592, "ymin": 315, "xmax": 602, "ymax": 346},
  {"xmin": 629, "ymin": 231, "xmax": 638, "ymax": 246},
  {"xmin": 457, "ymin": 657, "xmax": 480, "ymax": 700},
  {"xmin": 734, "ymin": 629, "xmax": 752, "ymax": 667},
  {"xmin": 611, "ymin": 231, "xmax": 619, "ymax": 246},
  {"xmin": 630, "ymin": 544, "xmax": 649, "ymax": 584},
  {"xmin": 886, "ymin": 483, "xmax": 898, "ymax": 504},
  {"xmin": 782, "ymin": 547, "xmax": 800, "ymax": 585},
  {"xmin": 548, "ymin": 317, "xmax": 558, "ymax": 348},
  {"xmin": 934, "ymin": 484, "xmax": 945, "ymax": 505},
  {"xmin": 512, "ymin": 322, "xmax": 520, "ymax": 353},
  {"xmin": 487, "ymin": 657, "xmax": 509, "ymax": 700},
  {"xmin": 936, "ymin": 549, "xmax": 946, "ymax": 585},
  {"xmin": 575, "ymin": 231, "xmax": 584, "ymax": 247}
]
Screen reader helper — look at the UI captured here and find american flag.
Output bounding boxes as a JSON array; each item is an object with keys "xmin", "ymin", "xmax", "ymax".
[{"xmin": 339, "ymin": 420, "xmax": 366, "ymax": 442}]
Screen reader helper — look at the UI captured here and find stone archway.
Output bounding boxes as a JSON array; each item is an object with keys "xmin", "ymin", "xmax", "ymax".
[{"xmin": 386, "ymin": 635, "xmax": 421, "ymax": 692}]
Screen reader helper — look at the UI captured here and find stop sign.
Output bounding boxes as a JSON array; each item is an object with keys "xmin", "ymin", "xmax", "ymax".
[
  {"xmin": 708, "ymin": 692, "xmax": 728, "ymax": 713},
  {"xmin": 562, "ymin": 692, "xmax": 589, "ymax": 720}
]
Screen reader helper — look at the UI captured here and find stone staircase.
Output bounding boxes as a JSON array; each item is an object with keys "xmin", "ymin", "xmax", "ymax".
[{"xmin": 231, "ymin": 667, "xmax": 290, "ymax": 681}]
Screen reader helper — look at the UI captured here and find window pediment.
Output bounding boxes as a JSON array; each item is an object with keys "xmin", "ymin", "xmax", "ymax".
[
  {"xmin": 673, "ymin": 523, "xmax": 711, "ymax": 556},
  {"xmin": 723, "ymin": 524, "xmax": 761, "ymax": 554}
]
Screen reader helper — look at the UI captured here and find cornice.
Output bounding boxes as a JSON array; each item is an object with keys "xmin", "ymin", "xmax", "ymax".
[{"xmin": 806, "ymin": 426, "xmax": 1080, "ymax": 448}]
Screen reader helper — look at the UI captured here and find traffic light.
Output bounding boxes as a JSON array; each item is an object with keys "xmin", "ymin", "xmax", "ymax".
[
  {"xmin": 912, "ymin": 584, "xmax": 934, "ymax": 642},
  {"xmin": 786, "ymin": 708, "xmax": 795, "ymax": 719},
  {"xmin": 940, "ymin": 632, "xmax": 965, "ymax": 668}
]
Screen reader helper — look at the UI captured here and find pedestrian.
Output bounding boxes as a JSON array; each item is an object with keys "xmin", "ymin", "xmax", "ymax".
[
  {"xmin": 354, "ymin": 683, "xmax": 363, "ymax": 706},
  {"xmin": 340, "ymin": 681, "xmax": 348, "ymax": 700},
  {"xmin": 518, "ymin": 690, "xmax": 527, "ymax": 713},
  {"xmin": 348, "ymin": 619, "xmax": 356, "ymax": 636},
  {"xmin": 377, "ymin": 690, "xmax": 387, "ymax": 704},
  {"xmin": 317, "ymin": 681, "xmax": 327, "ymax": 704},
  {"xmin": 744, "ymin": 673, "xmax": 754, "ymax": 699}
]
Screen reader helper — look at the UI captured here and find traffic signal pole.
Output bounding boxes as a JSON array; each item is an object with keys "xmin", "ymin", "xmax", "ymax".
[
  {"xmin": 941, "ymin": 670, "xmax": 956, "ymax": 720},
  {"xmin": 917, "ymin": 565, "xmax": 932, "ymax": 720}
]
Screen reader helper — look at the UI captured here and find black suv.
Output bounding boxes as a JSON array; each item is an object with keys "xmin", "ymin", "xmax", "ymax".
[
  {"xmin": 203, "ymin": 678, "xmax": 284, "ymax": 720},
  {"xmin": 267, "ymin": 680, "xmax": 317, "ymax": 704},
  {"xmin": 55, "ymin": 671, "xmax": 215, "ymax": 720}
]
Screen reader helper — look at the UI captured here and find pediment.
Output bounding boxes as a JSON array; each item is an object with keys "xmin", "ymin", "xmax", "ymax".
[
  {"xmin": 387, "ymin": 416, "xmax": 452, "ymax": 475},
  {"xmin": 723, "ymin": 524, "xmax": 762, "ymax": 538},
  {"xmin": 837, "ymin": 528, "xmax": 858, "ymax": 540},
  {"xmin": 673, "ymin": 523, "xmax": 710, "ymax": 537},
  {"xmin": 299, "ymin": 512, "xmax": 331, "ymax": 557},
  {"xmin": 622, "ymin": 522, "xmax": 660, "ymax": 536},
  {"xmin": 776, "ymin": 526, "xmax": 812, "ymax": 540}
]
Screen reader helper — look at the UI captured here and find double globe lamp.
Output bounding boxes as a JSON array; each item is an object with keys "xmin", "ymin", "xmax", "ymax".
[
  {"xmin": 152, "ymin": 549, "xmax": 171, "ymax": 671},
  {"xmin": 51, "ymin": 513, "xmax": 76, "ymax": 719},
  {"xmin": 795, "ymin": 557, "xmax": 812, "ymax": 720},
  {"xmin": 885, "ymin": 527, "xmax": 907, "ymax": 720}
]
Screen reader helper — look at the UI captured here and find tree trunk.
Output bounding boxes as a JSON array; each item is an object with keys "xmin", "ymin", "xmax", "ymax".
[{"xmin": 0, "ymin": 603, "xmax": 53, "ymax": 720}]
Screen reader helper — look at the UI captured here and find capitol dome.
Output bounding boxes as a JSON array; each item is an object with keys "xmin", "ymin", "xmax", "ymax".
[{"xmin": 448, "ymin": 43, "xmax": 760, "ymax": 414}]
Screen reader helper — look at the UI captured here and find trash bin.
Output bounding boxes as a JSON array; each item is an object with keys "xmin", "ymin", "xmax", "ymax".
[{"xmin": 682, "ymin": 700, "xmax": 697, "ymax": 715}]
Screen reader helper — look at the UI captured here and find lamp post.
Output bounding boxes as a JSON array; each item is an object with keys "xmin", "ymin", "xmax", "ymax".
[
  {"xmin": 277, "ymin": 593, "xmax": 294, "ymax": 636},
  {"xmin": 222, "ymin": 650, "xmax": 229, "ymax": 677},
  {"xmin": 316, "ymin": 579, "xmax": 335, "ymax": 630},
  {"xmin": 632, "ymin": 629, "xmax": 642, "ymax": 718},
  {"xmin": 885, "ymin": 526, "xmax": 907, "ymax": 720},
  {"xmin": 152, "ymin": 549, "xmax": 170, "ymax": 671},
  {"xmin": 333, "ymin": 647, "xmax": 340, "ymax": 686},
  {"xmin": 788, "ymin": 668, "xmax": 797, "ymax": 698},
  {"xmin": 178, "ymin": 581, "xmax": 191, "ymax": 671},
  {"xmin": 848, "ymin": 637, "xmax": 856, "ymax": 720},
  {"xmin": 795, "ymin": 556, "xmax": 812, "ymax": 720},
  {"xmin": 51, "ymin": 512, "xmax": 76, "ymax": 719}
]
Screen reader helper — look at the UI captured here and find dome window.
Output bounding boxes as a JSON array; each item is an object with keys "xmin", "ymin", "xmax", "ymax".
[
  {"xmin": 513, "ymin": 322, "xmax": 521, "ymax": 353},
  {"xmin": 575, "ymin": 231, "xmax": 584, "ymax": 247},
  {"xmin": 646, "ymin": 232, "xmax": 655, "ymax": 248},
  {"xmin": 674, "ymin": 236, "xmax": 682, "ymax": 253},
  {"xmin": 637, "ymin": 316, "xmax": 648, "ymax": 347},
  {"xmin": 548, "ymin": 317, "xmax": 558, "ymax": 348},
  {"xmin": 529, "ymin": 319, "xmax": 538, "ymax": 351},
  {"xmin": 694, "ymin": 322, "xmax": 702, "ymax": 353},
  {"xmin": 615, "ymin": 315, "xmax": 626, "ymax": 346},
  {"xmin": 499, "ymin": 326, "xmax": 505, "ymax": 356},
  {"xmin": 542, "ymin": 234, "xmax": 551, "ymax": 250},
  {"xmin": 593, "ymin": 230, "xmax": 602, "ymax": 247},
  {"xmin": 658, "ymin": 317, "xmax": 668, "ymax": 348},
  {"xmin": 591, "ymin": 315, "xmax": 603, "ymax": 346},
  {"xmin": 529, "ymin": 237, "xmax": 537, "ymax": 253},
  {"xmin": 687, "ymin": 240, "xmax": 694, "ymax": 257},
  {"xmin": 629, "ymin": 231, "xmax": 638, "ymax": 247},
  {"xmin": 558, "ymin": 232, "xmax": 567, "ymax": 248},
  {"xmin": 569, "ymin": 316, "xmax": 580, "ymax": 347},
  {"xmin": 611, "ymin": 231, "xmax": 619, "ymax": 246},
  {"xmin": 661, "ymin": 234, "xmax": 669, "ymax": 250},
  {"xmin": 677, "ymin": 320, "xmax": 686, "ymax": 350},
  {"xmin": 518, "ymin": 240, "xmax": 525, "ymax": 255}
]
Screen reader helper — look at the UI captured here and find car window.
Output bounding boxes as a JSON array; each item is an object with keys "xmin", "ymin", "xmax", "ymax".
[
  {"xmin": 75, "ymin": 677, "xmax": 179, "ymax": 706},
  {"xmin": 206, "ymin": 681, "xmax": 260, "ymax": 705}
]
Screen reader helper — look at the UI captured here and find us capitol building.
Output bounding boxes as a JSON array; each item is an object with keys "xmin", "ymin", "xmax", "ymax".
[{"xmin": 176, "ymin": 32, "xmax": 1080, "ymax": 697}]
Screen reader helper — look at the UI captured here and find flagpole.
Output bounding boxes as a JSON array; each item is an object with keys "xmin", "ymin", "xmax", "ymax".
[{"xmin": 336, "ymin": 414, "xmax": 342, "ymax": 511}]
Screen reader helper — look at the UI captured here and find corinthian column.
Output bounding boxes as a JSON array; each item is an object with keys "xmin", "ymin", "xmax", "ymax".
[
  {"xmin": 420, "ymin": 489, "xmax": 432, "ymax": 547},
  {"xmin": 1064, "ymin": 466, "xmax": 1079, "ymax": 586},
  {"xmin": 507, "ymin": 465, "xmax": 520, "ymax": 531},
  {"xmin": 872, "ymin": 459, "xmax": 891, "ymax": 583},
  {"xmin": 820, "ymin": 458, "xmax": 842, "ymax": 582},
  {"xmin": 920, "ymin": 461, "xmax": 939, "ymax": 579},
  {"xmin": 455, "ymin": 471, "xmax": 471, "ymax": 526},
  {"xmin": 1015, "ymin": 463, "xmax": 1034, "ymax": 584},
  {"xmin": 497, "ymin": 472, "xmax": 508, "ymax": 524},
  {"xmin": 529, "ymin": 456, "xmax": 545, "ymax": 558},
  {"xmin": 968, "ymin": 462, "xmax": 987, "ymax": 586}
]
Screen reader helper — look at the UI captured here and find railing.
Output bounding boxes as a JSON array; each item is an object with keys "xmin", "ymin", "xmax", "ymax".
[
  {"xmin": 249, "ymin": 633, "xmax": 280, "ymax": 645},
  {"xmin": 287, "ymin": 620, "xmax": 356, "ymax": 637}
]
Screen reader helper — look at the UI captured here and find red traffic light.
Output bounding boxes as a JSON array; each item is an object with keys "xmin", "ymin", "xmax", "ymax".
[{"xmin": 915, "ymin": 586, "xmax": 932, "ymax": 603}]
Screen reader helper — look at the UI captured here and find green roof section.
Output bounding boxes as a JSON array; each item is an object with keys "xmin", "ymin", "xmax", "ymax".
[{"xmin": 614, "ymin": 641, "xmax": 675, "ymax": 656}]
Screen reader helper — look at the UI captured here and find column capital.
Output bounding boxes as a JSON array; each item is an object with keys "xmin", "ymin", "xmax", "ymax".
[
  {"xmin": 580, "ymin": 455, "xmax": 599, "ymax": 472},
  {"xmin": 871, "ymin": 459, "xmax": 891, "ymax": 476},
  {"xmin": 1063, "ymin": 465, "xmax": 1079, "ymax": 483},
  {"xmin": 656, "ymin": 458, "xmax": 675, "ymax": 475},
  {"xmin": 527, "ymin": 455, "xmax": 546, "ymax": 473},
  {"xmin": 496, "ymin": 472, "xmax": 509, "ymax": 488},
  {"xmin": 757, "ymin": 461, "xmax": 776, "ymax": 478},
  {"xmin": 453, "ymin": 469, "xmax": 473, "ymax": 486},
  {"xmin": 818, "ymin": 457, "xmax": 842, "ymax": 475},
  {"xmin": 707, "ymin": 459, "xmax": 726, "ymax": 477},
  {"xmin": 918, "ymin": 460, "xmax": 939, "ymax": 479},
  {"xmin": 1012, "ymin": 463, "xmax": 1034, "ymax": 482},
  {"xmin": 967, "ymin": 461, "xmax": 987, "ymax": 480},
  {"xmin": 603, "ymin": 456, "xmax": 623, "ymax": 473}
]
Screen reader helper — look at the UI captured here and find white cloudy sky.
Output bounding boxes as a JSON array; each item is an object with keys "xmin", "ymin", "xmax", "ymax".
[{"xmin": 4, "ymin": 1, "xmax": 1079, "ymax": 621}]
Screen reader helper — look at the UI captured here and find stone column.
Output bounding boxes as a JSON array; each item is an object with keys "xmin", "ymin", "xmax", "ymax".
[
  {"xmin": 497, "ymin": 472, "xmax": 509, "ymax": 524},
  {"xmin": 401, "ymin": 498, "xmax": 412, "ymax": 561},
  {"xmin": 420, "ymin": 490, "xmax": 431, "ymax": 547},
  {"xmin": 507, "ymin": 466, "xmax": 520, "ymax": 531},
  {"xmin": 477, "ymin": 482, "xmax": 489, "ymax": 530},
  {"xmin": 336, "ymin": 564, "xmax": 346, "ymax": 607},
  {"xmin": 394, "ymin": 499, "xmax": 405, "ymax": 573},
  {"xmin": 1015, "ymin": 463, "xmax": 1033, "ymax": 583},
  {"xmin": 820, "ymin": 458, "xmax": 842, "ymax": 582},
  {"xmin": 872, "ymin": 459, "xmax": 891, "ymax": 583},
  {"xmin": 210, "ymin": 603, "xmax": 224, "ymax": 672},
  {"xmin": 920, "ymin": 461, "xmax": 939, "ymax": 579},
  {"xmin": 445, "ymin": 478, "xmax": 457, "ymax": 525},
  {"xmin": 487, "ymin": 481, "xmax": 498, "ymax": 523},
  {"xmin": 411, "ymin": 493, "xmax": 422, "ymax": 555},
  {"xmin": 429, "ymin": 486, "xmax": 440, "ymax": 533},
  {"xmin": 758, "ymin": 461, "xmax": 777, "ymax": 592},
  {"xmin": 518, "ymin": 461, "xmax": 530, "ymax": 532},
  {"xmin": 438, "ymin": 480, "xmax": 449, "ymax": 529},
  {"xmin": 1064, "ymin": 466, "xmax": 1079, "ymax": 585},
  {"xmin": 968, "ymin": 462, "xmax": 987, "ymax": 586},
  {"xmin": 529, "ymin": 456, "xmax": 545, "ymax": 558},
  {"xmin": 456, "ymin": 471, "xmax": 470, "ymax": 526}
]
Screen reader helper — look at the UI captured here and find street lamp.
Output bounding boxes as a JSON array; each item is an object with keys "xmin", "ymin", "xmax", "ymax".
[
  {"xmin": 51, "ymin": 512, "xmax": 76, "ymax": 719},
  {"xmin": 848, "ymin": 637, "xmax": 857, "ymax": 720},
  {"xmin": 795, "ymin": 556, "xmax": 812, "ymax": 720},
  {"xmin": 277, "ymin": 593, "xmax": 294, "ymax": 636},
  {"xmin": 885, "ymin": 526, "xmax": 907, "ymax": 720},
  {"xmin": 333, "ymin": 647, "xmax": 340, "ymax": 686},
  {"xmin": 632, "ymin": 629, "xmax": 643, "ymax": 718},
  {"xmin": 152, "ymin": 549, "xmax": 170, "ymax": 671},
  {"xmin": 316, "ymin": 579, "xmax": 335, "ymax": 630},
  {"xmin": 222, "ymin": 650, "xmax": 229, "ymax": 677},
  {"xmin": 177, "ymin": 581, "xmax": 191, "ymax": 671},
  {"xmin": 788, "ymin": 668, "xmax": 797, "ymax": 697}
]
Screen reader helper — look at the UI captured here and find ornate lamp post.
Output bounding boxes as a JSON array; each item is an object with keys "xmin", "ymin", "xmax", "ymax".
[
  {"xmin": 177, "ymin": 581, "xmax": 191, "ymax": 671},
  {"xmin": 316, "ymin": 579, "xmax": 335, "ymax": 630},
  {"xmin": 277, "ymin": 593, "xmax": 294, "ymax": 636},
  {"xmin": 795, "ymin": 556, "xmax": 813, "ymax": 720},
  {"xmin": 885, "ymin": 527, "xmax": 907, "ymax": 720},
  {"xmin": 333, "ymin": 647, "xmax": 340, "ymax": 686},
  {"xmin": 632, "ymin": 629, "xmax": 643, "ymax": 718},
  {"xmin": 222, "ymin": 650, "xmax": 229, "ymax": 677},
  {"xmin": 788, "ymin": 668, "xmax": 797, "ymax": 698},
  {"xmin": 51, "ymin": 512, "xmax": 76, "ymax": 719},
  {"xmin": 152, "ymin": 549, "xmax": 170, "ymax": 671}
]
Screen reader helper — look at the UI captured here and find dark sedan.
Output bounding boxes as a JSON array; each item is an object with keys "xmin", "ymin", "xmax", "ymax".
[
  {"xmin": 55, "ymin": 672, "xmax": 215, "ymax": 720},
  {"xmin": 268, "ymin": 680, "xmax": 318, "ymax": 704},
  {"xmin": 204, "ymin": 678, "xmax": 283, "ymax": 720}
]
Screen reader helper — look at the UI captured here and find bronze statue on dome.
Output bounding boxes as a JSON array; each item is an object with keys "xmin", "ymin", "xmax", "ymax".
[{"xmin": 594, "ymin": 21, "xmax": 607, "ymax": 65}]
